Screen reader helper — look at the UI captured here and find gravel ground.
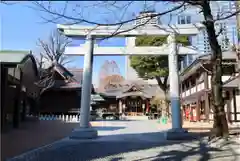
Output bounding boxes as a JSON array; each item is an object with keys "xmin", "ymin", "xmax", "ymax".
[{"xmin": 7, "ymin": 120, "xmax": 240, "ymax": 161}]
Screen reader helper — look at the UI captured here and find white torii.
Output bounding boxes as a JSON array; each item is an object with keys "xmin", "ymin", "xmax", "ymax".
[{"xmin": 57, "ymin": 23, "xmax": 204, "ymax": 139}]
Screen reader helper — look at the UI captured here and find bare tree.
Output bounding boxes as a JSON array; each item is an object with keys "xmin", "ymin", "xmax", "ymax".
[
  {"xmin": 34, "ymin": 53, "xmax": 45, "ymax": 69},
  {"xmin": 32, "ymin": 1, "xmax": 240, "ymax": 138},
  {"xmin": 37, "ymin": 29, "xmax": 72, "ymax": 67}
]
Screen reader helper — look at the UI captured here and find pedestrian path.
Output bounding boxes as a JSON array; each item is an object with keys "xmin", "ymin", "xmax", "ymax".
[{"xmin": 7, "ymin": 120, "xmax": 240, "ymax": 161}]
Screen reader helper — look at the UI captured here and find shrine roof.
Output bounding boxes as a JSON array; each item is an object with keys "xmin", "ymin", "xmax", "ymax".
[
  {"xmin": 38, "ymin": 64, "xmax": 95, "ymax": 93},
  {"xmin": 101, "ymin": 81, "xmax": 165, "ymax": 99}
]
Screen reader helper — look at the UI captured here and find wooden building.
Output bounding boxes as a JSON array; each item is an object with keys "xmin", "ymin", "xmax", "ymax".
[
  {"xmin": 0, "ymin": 50, "xmax": 40, "ymax": 132},
  {"xmin": 39, "ymin": 65, "xmax": 95, "ymax": 114},
  {"xmin": 180, "ymin": 51, "xmax": 238, "ymax": 122},
  {"xmin": 98, "ymin": 80, "xmax": 165, "ymax": 116}
]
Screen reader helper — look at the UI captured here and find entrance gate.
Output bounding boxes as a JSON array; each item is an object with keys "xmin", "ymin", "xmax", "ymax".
[{"xmin": 57, "ymin": 24, "xmax": 204, "ymax": 139}]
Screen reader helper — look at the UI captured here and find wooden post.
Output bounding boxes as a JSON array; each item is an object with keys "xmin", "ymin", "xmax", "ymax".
[
  {"xmin": 196, "ymin": 97, "xmax": 201, "ymax": 121},
  {"xmin": 189, "ymin": 79, "xmax": 192, "ymax": 95},
  {"xmin": 204, "ymin": 92, "xmax": 210, "ymax": 121},
  {"xmin": 195, "ymin": 74, "xmax": 198, "ymax": 92},
  {"xmin": 182, "ymin": 81, "xmax": 185, "ymax": 98},
  {"xmin": 203, "ymin": 71, "xmax": 209, "ymax": 89},
  {"xmin": 233, "ymin": 90, "xmax": 237, "ymax": 122},
  {"xmin": 1, "ymin": 65, "xmax": 8, "ymax": 131},
  {"xmin": 13, "ymin": 71, "xmax": 23, "ymax": 128},
  {"xmin": 203, "ymin": 71, "xmax": 210, "ymax": 121},
  {"xmin": 21, "ymin": 94, "xmax": 26, "ymax": 121},
  {"xmin": 118, "ymin": 99, "xmax": 122, "ymax": 114},
  {"xmin": 226, "ymin": 91, "xmax": 232, "ymax": 123},
  {"xmin": 180, "ymin": 82, "xmax": 183, "ymax": 98},
  {"xmin": 235, "ymin": 1, "xmax": 240, "ymax": 91}
]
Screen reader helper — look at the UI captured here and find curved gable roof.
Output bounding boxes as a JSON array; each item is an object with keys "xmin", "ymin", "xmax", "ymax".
[{"xmin": 0, "ymin": 50, "xmax": 39, "ymax": 77}]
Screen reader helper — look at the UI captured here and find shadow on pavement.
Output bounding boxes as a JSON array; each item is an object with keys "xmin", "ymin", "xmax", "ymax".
[
  {"xmin": 93, "ymin": 119, "xmax": 137, "ymax": 122},
  {"xmin": 7, "ymin": 131, "xmax": 240, "ymax": 161},
  {"xmin": 1, "ymin": 120, "xmax": 80, "ymax": 161},
  {"xmin": 185, "ymin": 127, "xmax": 240, "ymax": 132},
  {"xmin": 93, "ymin": 126, "xmax": 125, "ymax": 131}
]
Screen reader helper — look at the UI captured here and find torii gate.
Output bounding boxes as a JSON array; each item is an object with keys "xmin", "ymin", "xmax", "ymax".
[{"xmin": 57, "ymin": 23, "xmax": 204, "ymax": 139}]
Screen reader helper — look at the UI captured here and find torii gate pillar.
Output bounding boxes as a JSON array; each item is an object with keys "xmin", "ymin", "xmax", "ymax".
[
  {"xmin": 167, "ymin": 34, "xmax": 182, "ymax": 130},
  {"xmin": 164, "ymin": 34, "xmax": 189, "ymax": 140},
  {"xmin": 70, "ymin": 35, "xmax": 98, "ymax": 139}
]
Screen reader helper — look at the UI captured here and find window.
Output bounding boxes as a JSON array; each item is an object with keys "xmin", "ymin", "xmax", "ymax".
[
  {"xmin": 188, "ymin": 55, "xmax": 194, "ymax": 65},
  {"xmin": 177, "ymin": 15, "xmax": 191, "ymax": 24},
  {"xmin": 186, "ymin": 16, "xmax": 191, "ymax": 24},
  {"xmin": 178, "ymin": 15, "xmax": 191, "ymax": 24},
  {"xmin": 178, "ymin": 16, "xmax": 184, "ymax": 24},
  {"xmin": 216, "ymin": 12, "xmax": 220, "ymax": 19},
  {"xmin": 183, "ymin": 56, "xmax": 188, "ymax": 68},
  {"xmin": 180, "ymin": 16, "xmax": 185, "ymax": 24}
]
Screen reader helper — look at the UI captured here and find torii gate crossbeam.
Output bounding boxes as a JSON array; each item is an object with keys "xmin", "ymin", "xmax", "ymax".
[{"xmin": 58, "ymin": 24, "xmax": 204, "ymax": 140}]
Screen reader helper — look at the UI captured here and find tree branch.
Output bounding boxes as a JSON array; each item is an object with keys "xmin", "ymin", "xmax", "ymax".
[
  {"xmin": 155, "ymin": 76, "xmax": 167, "ymax": 92},
  {"xmin": 32, "ymin": 1, "xmax": 186, "ymax": 26},
  {"xmin": 215, "ymin": 9, "xmax": 240, "ymax": 22},
  {"xmin": 163, "ymin": 75, "xmax": 168, "ymax": 88},
  {"xmin": 216, "ymin": 27, "xmax": 224, "ymax": 38},
  {"xmin": 37, "ymin": 29, "xmax": 72, "ymax": 66}
]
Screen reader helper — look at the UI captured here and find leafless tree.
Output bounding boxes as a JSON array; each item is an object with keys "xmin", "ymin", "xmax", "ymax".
[
  {"xmin": 32, "ymin": 1, "xmax": 240, "ymax": 138},
  {"xmin": 34, "ymin": 53, "xmax": 45, "ymax": 69},
  {"xmin": 37, "ymin": 29, "xmax": 72, "ymax": 67},
  {"xmin": 33, "ymin": 30, "xmax": 72, "ymax": 95}
]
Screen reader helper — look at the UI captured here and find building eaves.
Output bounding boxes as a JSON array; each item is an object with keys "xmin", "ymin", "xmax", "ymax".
[{"xmin": 180, "ymin": 51, "xmax": 237, "ymax": 81}]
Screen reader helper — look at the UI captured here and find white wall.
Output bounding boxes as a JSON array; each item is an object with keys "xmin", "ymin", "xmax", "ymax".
[
  {"xmin": 208, "ymin": 76, "xmax": 232, "ymax": 89},
  {"xmin": 236, "ymin": 92, "xmax": 240, "ymax": 121}
]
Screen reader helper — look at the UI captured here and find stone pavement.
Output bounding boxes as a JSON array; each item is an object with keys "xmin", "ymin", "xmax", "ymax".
[
  {"xmin": 7, "ymin": 120, "xmax": 240, "ymax": 161},
  {"xmin": 1, "ymin": 120, "xmax": 81, "ymax": 161}
]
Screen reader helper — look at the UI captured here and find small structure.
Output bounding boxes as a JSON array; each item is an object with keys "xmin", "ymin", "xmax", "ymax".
[
  {"xmin": 180, "ymin": 51, "xmax": 239, "ymax": 122},
  {"xmin": 39, "ymin": 65, "xmax": 95, "ymax": 114},
  {"xmin": 0, "ymin": 50, "xmax": 39, "ymax": 132}
]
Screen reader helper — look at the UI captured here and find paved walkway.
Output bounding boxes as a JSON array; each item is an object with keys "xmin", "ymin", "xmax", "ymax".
[
  {"xmin": 6, "ymin": 120, "xmax": 240, "ymax": 161},
  {"xmin": 1, "ymin": 120, "xmax": 80, "ymax": 161}
]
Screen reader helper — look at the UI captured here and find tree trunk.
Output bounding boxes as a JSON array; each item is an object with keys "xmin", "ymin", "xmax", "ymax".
[
  {"xmin": 155, "ymin": 76, "xmax": 170, "ymax": 118},
  {"xmin": 163, "ymin": 91, "xmax": 170, "ymax": 118},
  {"xmin": 202, "ymin": 0, "xmax": 229, "ymax": 137}
]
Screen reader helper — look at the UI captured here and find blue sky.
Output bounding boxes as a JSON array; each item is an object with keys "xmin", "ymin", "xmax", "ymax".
[
  {"xmin": 1, "ymin": 1, "xmax": 171, "ymax": 86},
  {"xmin": 1, "ymin": 2, "xmax": 129, "ymax": 86}
]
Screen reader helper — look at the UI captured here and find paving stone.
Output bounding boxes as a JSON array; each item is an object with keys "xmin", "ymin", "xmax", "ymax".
[{"xmin": 7, "ymin": 120, "xmax": 240, "ymax": 161}]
